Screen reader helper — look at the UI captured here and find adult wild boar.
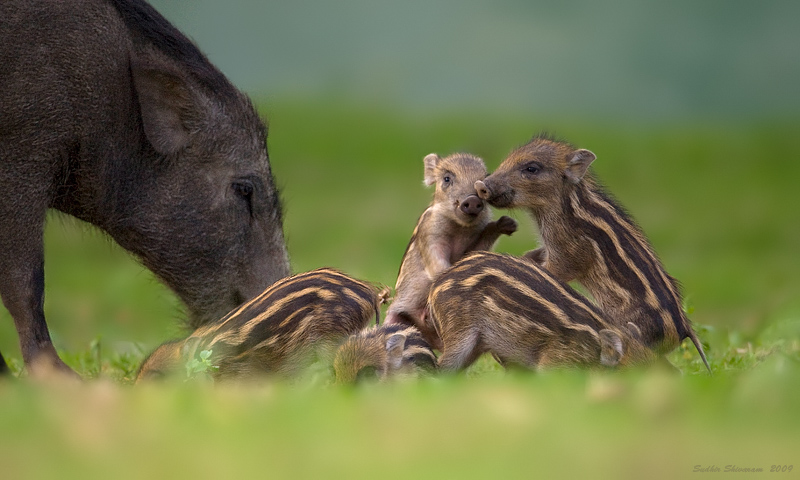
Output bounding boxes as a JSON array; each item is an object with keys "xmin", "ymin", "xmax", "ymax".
[{"xmin": 0, "ymin": 0, "xmax": 290, "ymax": 377}]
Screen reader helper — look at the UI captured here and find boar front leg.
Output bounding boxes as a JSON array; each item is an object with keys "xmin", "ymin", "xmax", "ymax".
[
  {"xmin": 0, "ymin": 200, "xmax": 76, "ymax": 378},
  {"xmin": 0, "ymin": 352, "xmax": 8, "ymax": 375}
]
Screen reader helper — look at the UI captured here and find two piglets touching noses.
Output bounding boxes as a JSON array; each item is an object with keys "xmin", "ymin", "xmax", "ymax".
[
  {"xmin": 384, "ymin": 150, "xmax": 650, "ymax": 373},
  {"xmin": 390, "ymin": 137, "xmax": 708, "ymax": 373}
]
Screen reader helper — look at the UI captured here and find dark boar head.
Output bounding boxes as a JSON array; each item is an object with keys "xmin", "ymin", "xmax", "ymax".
[{"xmin": 120, "ymin": 47, "xmax": 291, "ymax": 328}]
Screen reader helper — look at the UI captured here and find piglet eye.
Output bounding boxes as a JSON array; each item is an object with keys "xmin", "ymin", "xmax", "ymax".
[
  {"xmin": 441, "ymin": 171, "xmax": 455, "ymax": 188},
  {"xmin": 525, "ymin": 164, "xmax": 541, "ymax": 174}
]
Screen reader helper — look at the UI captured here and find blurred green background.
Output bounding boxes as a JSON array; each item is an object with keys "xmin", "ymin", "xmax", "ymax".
[{"xmin": 1, "ymin": 1, "xmax": 799, "ymax": 478}]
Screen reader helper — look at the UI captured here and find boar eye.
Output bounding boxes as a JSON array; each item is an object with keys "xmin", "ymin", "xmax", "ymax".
[
  {"xmin": 232, "ymin": 181, "xmax": 254, "ymax": 216},
  {"xmin": 232, "ymin": 181, "xmax": 253, "ymax": 198}
]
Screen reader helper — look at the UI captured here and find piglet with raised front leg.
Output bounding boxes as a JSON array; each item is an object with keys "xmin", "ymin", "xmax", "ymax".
[{"xmin": 384, "ymin": 153, "xmax": 517, "ymax": 349}]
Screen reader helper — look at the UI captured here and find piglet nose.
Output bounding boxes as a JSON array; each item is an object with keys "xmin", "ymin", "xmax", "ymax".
[
  {"xmin": 460, "ymin": 195, "xmax": 484, "ymax": 216},
  {"xmin": 474, "ymin": 180, "xmax": 491, "ymax": 200}
]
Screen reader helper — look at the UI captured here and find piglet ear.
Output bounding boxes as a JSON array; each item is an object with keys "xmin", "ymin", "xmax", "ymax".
[
  {"xmin": 565, "ymin": 149, "xmax": 596, "ymax": 184},
  {"xmin": 180, "ymin": 336, "xmax": 203, "ymax": 359},
  {"xmin": 386, "ymin": 333, "xmax": 407, "ymax": 370},
  {"xmin": 626, "ymin": 322, "xmax": 643, "ymax": 341},
  {"xmin": 132, "ymin": 53, "xmax": 201, "ymax": 155},
  {"xmin": 423, "ymin": 154, "xmax": 441, "ymax": 186},
  {"xmin": 599, "ymin": 329, "xmax": 623, "ymax": 367}
]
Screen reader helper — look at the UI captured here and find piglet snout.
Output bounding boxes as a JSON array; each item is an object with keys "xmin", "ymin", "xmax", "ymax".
[
  {"xmin": 474, "ymin": 180, "xmax": 491, "ymax": 200},
  {"xmin": 460, "ymin": 195, "xmax": 484, "ymax": 216}
]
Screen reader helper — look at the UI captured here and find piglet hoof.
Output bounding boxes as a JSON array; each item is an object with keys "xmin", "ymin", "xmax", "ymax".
[{"xmin": 495, "ymin": 216, "xmax": 518, "ymax": 235}]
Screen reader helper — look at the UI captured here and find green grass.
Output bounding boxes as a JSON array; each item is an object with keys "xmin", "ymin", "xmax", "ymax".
[{"xmin": 1, "ymin": 101, "xmax": 799, "ymax": 478}]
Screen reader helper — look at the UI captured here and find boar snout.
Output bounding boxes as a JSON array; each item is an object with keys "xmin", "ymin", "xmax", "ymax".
[{"xmin": 459, "ymin": 195, "xmax": 484, "ymax": 216}]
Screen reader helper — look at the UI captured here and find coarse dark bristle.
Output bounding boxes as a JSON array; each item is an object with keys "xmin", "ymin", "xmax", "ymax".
[{"xmin": 108, "ymin": 0, "xmax": 237, "ymax": 98}]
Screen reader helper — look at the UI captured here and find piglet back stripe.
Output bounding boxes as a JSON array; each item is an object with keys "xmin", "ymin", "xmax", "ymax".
[
  {"xmin": 202, "ymin": 268, "xmax": 376, "ymax": 346},
  {"xmin": 579, "ymin": 187, "xmax": 679, "ymax": 314},
  {"xmin": 437, "ymin": 252, "xmax": 609, "ymax": 332},
  {"xmin": 210, "ymin": 269, "xmax": 337, "ymax": 327},
  {"xmin": 572, "ymin": 182, "xmax": 690, "ymax": 344},
  {"xmin": 379, "ymin": 323, "xmax": 410, "ymax": 337},
  {"xmin": 403, "ymin": 333, "xmax": 433, "ymax": 351}
]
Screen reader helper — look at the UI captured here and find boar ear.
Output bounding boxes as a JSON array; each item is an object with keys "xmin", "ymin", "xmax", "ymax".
[
  {"xmin": 626, "ymin": 322, "xmax": 643, "ymax": 341},
  {"xmin": 565, "ymin": 149, "xmax": 596, "ymax": 184},
  {"xmin": 599, "ymin": 329, "xmax": 623, "ymax": 367},
  {"xmin": 386, "ymin": 333, "xmax": 407, "ymax": 370},
  {"xmin": 132, "ymin": 56, "xmax": 200, "ymax": 155},
  {"xmin": 423, "ymin": 154, "xmax": 441, "ymax": 186}
]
